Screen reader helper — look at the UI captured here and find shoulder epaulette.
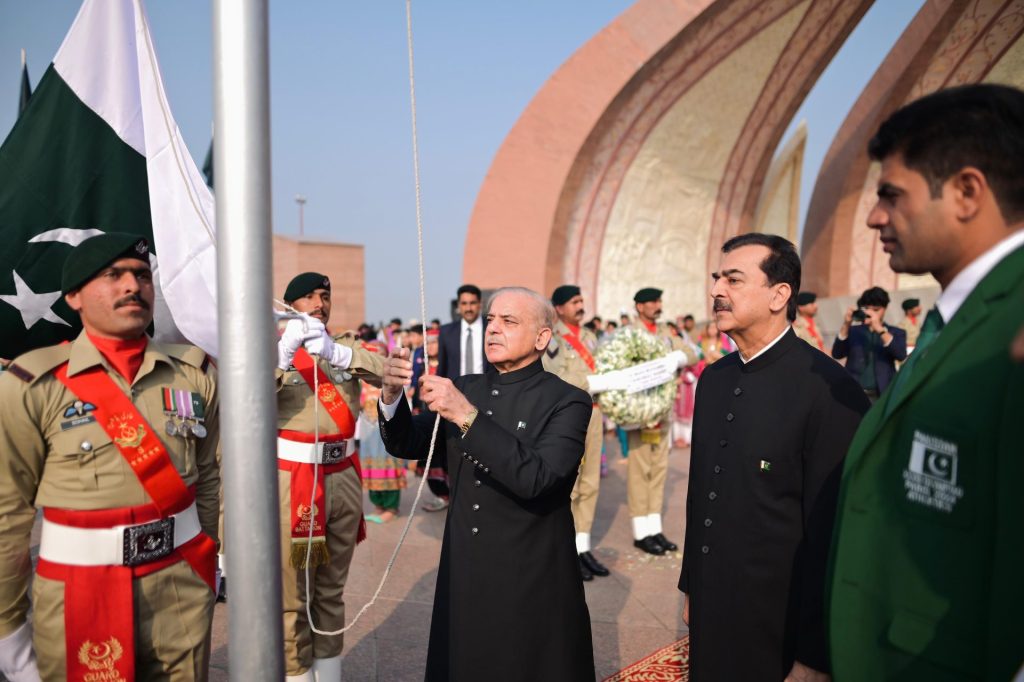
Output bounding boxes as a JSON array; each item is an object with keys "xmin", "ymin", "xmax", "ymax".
[
  {"xmin": 6, "ymin": 344, "xmax": 73, "ymax": 384},
  {"xmin": 546, "ymin": 337, "xmax": 560, "ymax": 358},
  {"xmin": 158, "ymin": 343, "xmax": 209, "ymax": 370}
]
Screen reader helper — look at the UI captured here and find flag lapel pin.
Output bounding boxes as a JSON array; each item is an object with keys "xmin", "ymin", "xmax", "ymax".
[{"xmin": 759, "ymin": 460, "xmax": 772, "ymax": 472}]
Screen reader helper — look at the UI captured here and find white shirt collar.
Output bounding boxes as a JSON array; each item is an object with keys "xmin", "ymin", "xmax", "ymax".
[
  {"xmin": 936, "ymin": 229, "xmax": 1024, "ymax": 323},
  {"xmin": 740, "ymin": 325, "xmax": 790, "ymax": 364},
  {"xmin": 460, "ymin": 316, "xmax": 483, "ymax": 332}
]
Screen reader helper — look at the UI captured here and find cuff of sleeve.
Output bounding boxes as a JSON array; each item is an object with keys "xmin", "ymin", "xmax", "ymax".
[{"xmin": 379, "ymin": 394, "xmax": 403, "ymax": 421}]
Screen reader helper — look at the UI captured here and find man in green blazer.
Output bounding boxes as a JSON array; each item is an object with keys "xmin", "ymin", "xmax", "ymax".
[{"xmin": 828, "ymin": 84, "xmax": 1024, "ymax": 681}]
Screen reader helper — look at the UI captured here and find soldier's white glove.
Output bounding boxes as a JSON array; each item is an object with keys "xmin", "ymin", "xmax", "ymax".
[
  {"xmin": 668, "ymin": 350, "xmax": 687, "ymax": 369},
  {"xmin": 304, "ymin": 331, "xmax": 353, "ymax": 370},
  {"xmin": 0, "ymin": 622, "xmax": 40, "ymax": 682},
  {"xmin": 278, "ymin": 317, "xmax": 326, "ymax": 370}
]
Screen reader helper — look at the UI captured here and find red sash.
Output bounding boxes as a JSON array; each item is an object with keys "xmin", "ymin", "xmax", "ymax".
[
  {"xmin": 561, "ymin": 328, "xmax": 596, "ymax": 372},
  {"xmin": 52, "ymin": 363, "xmax": 216, "ymax": 682},
  {"xmin": 803, "ymin": 315, "xmax": 825, "ymax": 351},
  {"xmin": 285, "ymin": 350, "xmax": 364, "ymax": 569}
]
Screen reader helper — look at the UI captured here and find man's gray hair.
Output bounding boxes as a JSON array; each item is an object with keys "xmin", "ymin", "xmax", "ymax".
[{"xmin": 486, "ymin": 287, "xmax": 556, "ymax": 330}]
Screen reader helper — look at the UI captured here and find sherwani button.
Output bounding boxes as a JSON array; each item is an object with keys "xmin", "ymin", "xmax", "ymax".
[
  {"xmin": 486, "ymin": 410, "xmax": 493, "ymax": 416},
  {"xmin": 474, "ymin": 480, "xmax": 482, "ymax": 487},
  {"xmin": 734, "ymin": 388, "xmax": 742, "ymax": 396},
  {"xmin": 472, "ymin": 504, "xmax": 480, "ymax": 511},
  {"xmin": 726, "ymin": 413, "xmax": 735, "ymax": 422},
  {"xmin": 491, "ymin": 389, "xmax": 499, "ymax": 396},
  {"xmin": 709, "ymin": 491, "xmax": 717, "ymax": 500},
  {"xmin": 471, "ymin": 527, "xmax": 479, "ymax": 535},
  {"xmin": 701, "ymin": 545, "xmax": 710, "ymax": 554},
  {"xmin": 719, "ymin": 439, "xmax": 727, "ymax": 447},
  {"xmin": 714, "ymin": 465, "xmax": 721, "ymax": 474},
  {"xmin": 704, "ymin": 518, "xmax": 712, "ymax": 527}
]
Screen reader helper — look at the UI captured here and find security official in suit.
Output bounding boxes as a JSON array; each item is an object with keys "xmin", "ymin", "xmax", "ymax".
[
  {"xmin": 680, "ymin": 233, "xmax": 868, "ymax": 682},
  {"xmin": 275, "ymin": 272, "xmax": 385, "ymax": 681},
  {"xmin": 832, "ymin": 286, "xmax": 907, "ymax": 401},
  {"xmin": 898, "ymin": 297, "xmax": 922, "ymax": 350},
  {"xmin": 792, "ymin": 291, "xmax": 826, "ymax": 351},
  {"xmin": 627, "ymin": 288, "xmax": 698, "ymax": 555},
  {"xmin": 829, "ymin": 84, "xmax": 1024, "ymax": 681},
  {"xmin": 542, "ymin": 285, "xmax": 610, "ymax": 581},
  {"xmin": 0, "ymin": 233, "xmax": 220, "ymax": 681},
  {"xmin": 436, "ymin": 284, "xmax": 494, "ymax": 380},
  {"xmin": 378, "ymin": 287, "xmax": 595, "ymax": 681}
]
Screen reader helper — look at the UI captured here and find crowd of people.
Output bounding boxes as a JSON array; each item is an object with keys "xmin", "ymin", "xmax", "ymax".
[{"xmin": 0, "ymin": 84, "xmax": 1021, "ymax": 682}]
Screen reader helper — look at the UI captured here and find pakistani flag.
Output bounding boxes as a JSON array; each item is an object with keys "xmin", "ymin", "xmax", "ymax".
[{"xmin": 0, "ymin": 0, "xmax": 218, "ymax": 360}]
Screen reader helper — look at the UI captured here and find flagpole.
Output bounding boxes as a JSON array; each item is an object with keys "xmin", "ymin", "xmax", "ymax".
[{"xmin": 212, "ymin": 0, "xmax": 284, "ymax": 679}]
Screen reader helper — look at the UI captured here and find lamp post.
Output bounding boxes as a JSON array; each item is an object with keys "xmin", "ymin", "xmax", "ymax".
[{"xmin": 295, "ymin": 194, "xmax": 306, "ymax": 237}]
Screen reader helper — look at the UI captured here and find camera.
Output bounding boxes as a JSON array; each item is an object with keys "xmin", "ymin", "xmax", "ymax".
[{"xmin": 851, "ymin": 309, "xmax": 867, "ymax": 322}]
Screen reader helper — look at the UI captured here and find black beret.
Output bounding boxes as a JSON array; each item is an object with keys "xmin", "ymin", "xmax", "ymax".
[
  {"xmin": 284, "ymin": 272, "xmax": 330, "ymax": 302},
  {"xmin": 633, "ymin": 287, "xmax": 662, "ymax": 303},
  {"xmin": 901, "ymin": 298, "xmax": 920, "ymax": 311},
  {"xmin": 796, "ymin": 292, "xmax": 817, "ymax": 306},
  {"xmin": 62, "ymin": 232, "xmax": 150, "ymax": 295},
  {"xmin": 551, "ymin": 284, "xmax": 581, "ymax": 306}
]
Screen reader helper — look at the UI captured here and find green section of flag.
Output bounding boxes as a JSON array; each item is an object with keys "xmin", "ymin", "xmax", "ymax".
[{"xmin": 0, "ymin": 64, "xmax": 153, "ymax": 359}]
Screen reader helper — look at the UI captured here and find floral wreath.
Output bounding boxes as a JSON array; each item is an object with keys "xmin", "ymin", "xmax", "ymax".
[{"xmin": 595, "ymin": 327, "xmax": 677, "ymax": 429}]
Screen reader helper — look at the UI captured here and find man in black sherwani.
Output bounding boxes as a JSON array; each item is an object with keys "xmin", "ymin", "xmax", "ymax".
[
  {"xmin": 378, "ymin": 286, "xmax": 595, "ymax": 682},
  {"xmin": 679, "ymin": 234, "xmax": 869, "ymax": 681}
]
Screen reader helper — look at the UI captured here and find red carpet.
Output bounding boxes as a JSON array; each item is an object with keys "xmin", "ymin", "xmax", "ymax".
[{"xmin": 603, "ymin": 635, "xmax": 690, "ymax": 681}]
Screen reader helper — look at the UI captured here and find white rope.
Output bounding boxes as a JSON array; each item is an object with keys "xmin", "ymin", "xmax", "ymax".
[{"xmin": 301, "ymin": 0, "xmax": 442, "ymax": 636}]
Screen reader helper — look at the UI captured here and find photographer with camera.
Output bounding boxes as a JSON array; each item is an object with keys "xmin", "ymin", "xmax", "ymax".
[{"xmin": 832, "ymin": 286, "xmax": 907, "ymax": 401}]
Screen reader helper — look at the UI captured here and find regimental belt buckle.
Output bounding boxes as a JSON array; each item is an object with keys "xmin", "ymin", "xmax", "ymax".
[
  {"xmin": 123, "ymin": 517, "xmax": 175, "ymax": 567},
  {"xmin": 321, "ymin": 442, "xmax": 346, "ymax": 465}
]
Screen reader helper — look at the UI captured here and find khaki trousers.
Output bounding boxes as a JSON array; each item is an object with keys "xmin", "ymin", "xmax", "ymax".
[
  {"xmin": 626, "ymin": 427, "xmax": 671, "ymax": 518},
  {"xmin": 570, "ymin": 407, "xmax": 604, "ymax": 535},
  {"xmin": 279, "ymin": 464, "xmax": 362, "ymax": 676},
  {"xmin": 32, "ymin": 560, "xmax": 214, "ymax": 681}
]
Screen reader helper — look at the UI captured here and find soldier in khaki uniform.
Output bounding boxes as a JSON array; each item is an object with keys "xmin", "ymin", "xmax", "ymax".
[
  {"xmin": 628, "ymin": 288, "xmax": 698, "ymax": 555},
  {"xmin": 0, "ymin": 233, "xmax": 220, "ymax": 682},
  {"xmin": 897, "ymin": 297, "xmax": 921, "ymax": 350},
  {"xmin": 792, "ymin": 291, "xmax": 826, "ymax": 351},
  {"xmin": 275, "ymin": 272, "xmax": 384, "ymax": 681},
  {"xmin": 542, "ymin": 285, "xmax": 610, "ymax": 581}
]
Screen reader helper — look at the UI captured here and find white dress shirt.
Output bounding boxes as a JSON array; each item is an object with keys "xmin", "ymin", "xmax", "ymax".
[
  {"xmin": 936, "ymin": 228, "xmax": 1024, "ymax": 323},
  {"xmin": 460, "ymin": 317, "xmax": 485, "ymax": 375}
]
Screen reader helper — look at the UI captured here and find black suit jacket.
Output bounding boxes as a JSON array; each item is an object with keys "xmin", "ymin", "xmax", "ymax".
[
  {"xmin": 436, "ymin": 319, "xmax": 493, "ymax": 380},
  {"xmin": 831, "ymin": 323, "xmax": 907, "ymax": 393}
]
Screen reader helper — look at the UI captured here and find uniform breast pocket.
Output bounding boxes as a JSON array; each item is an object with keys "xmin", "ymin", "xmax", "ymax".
[{"xmin": 51, "ymin": 426, "xmax": 124, "ymax": 491}]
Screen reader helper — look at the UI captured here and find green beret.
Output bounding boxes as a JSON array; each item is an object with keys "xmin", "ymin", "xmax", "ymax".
[
  {"xmin": 796, "ymin": 292, "xmax": 817, "ymax": 306},
  {"xmin": 61, "ymin": 232, "xmax": 150, "ymax": 295},
  {"xmin": 901, "ymin": 298, "xmax": 920, "ymax": 311},
  {"xmin": 551, "ymin": 284, "xmax": 581, "ymax": 306},
  {"xmin": 633, "ymin": 287, "xmax": 662, "ymax": 303},
  {"xmin": 284, "ymin": 272, "xmax": 330, "ymax": 302}
]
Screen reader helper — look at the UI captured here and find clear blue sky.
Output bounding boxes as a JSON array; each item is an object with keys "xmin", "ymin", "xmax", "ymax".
[{"xmin": 1, "ymin": 1, "xmax": 923, "ymax": 324}]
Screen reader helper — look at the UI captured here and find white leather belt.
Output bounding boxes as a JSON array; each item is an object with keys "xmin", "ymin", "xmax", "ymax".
[
  {"xmin": 277, "ymin": 437, "xmax": 354, "ymax": 465},
  {"xmin": 39, "ymin": 502, "xmax": 202, "ymax": 567}
]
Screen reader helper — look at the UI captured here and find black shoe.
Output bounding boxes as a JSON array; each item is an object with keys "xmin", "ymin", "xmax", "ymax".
[
  {"xmin": 580, "ymin": 551, "xmax": 610, "ymax": 577},
  {"xmin": 633, "ymin": 536, "xmax": 666, "ymax": 556},
  {"xmin": 579, "ymin": 555, "xmax": 594, "ymax": 581},
  {"xmin": 216, "ymin": 577, "xmax": 227, "ymax": 603},
  {"xmin": 652, "ymin": 533, "xmax": 678, "ymax": 552}
]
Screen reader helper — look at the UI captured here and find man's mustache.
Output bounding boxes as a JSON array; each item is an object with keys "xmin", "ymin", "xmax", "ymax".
[
  {"xmin": 115, "ymin": 294, "xmax": 150, "ymax": 310},
  {"xmin": 712, "ymin": 299, "xmax": 732, "ymax": 312}
]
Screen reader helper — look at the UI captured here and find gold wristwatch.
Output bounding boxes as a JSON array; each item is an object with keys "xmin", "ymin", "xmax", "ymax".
[{"xmin": 459, "ymin": 408, "xmax": 479, "ymax": 436}]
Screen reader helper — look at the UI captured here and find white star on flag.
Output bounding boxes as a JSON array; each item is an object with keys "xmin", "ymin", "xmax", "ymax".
[{"xmin": 0, "ymin": 271, "xmax": 70, "ymax": 330}]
